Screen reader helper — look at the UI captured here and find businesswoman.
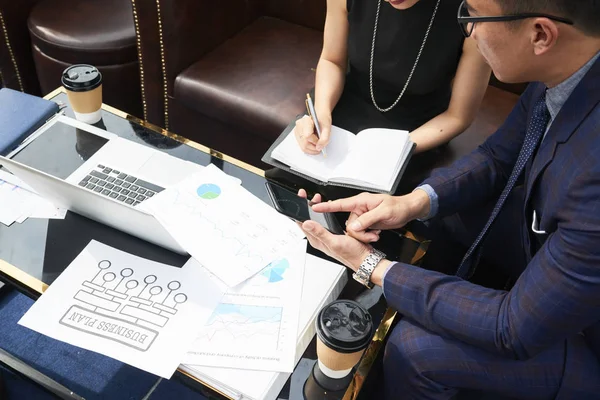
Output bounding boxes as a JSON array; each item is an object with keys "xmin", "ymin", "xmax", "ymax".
[{"xmin": 295, "ymin": 0, "xmax": 491, "ymax": 155}]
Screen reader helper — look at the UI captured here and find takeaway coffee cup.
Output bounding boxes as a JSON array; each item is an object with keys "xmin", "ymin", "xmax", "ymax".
[
  {"xmin": 62, "ymin": 64, "xmax": 103, "ymax": 124},
  {"xmin": 313, "ymin": 300, "xmax": 373, "ymax": 391}
]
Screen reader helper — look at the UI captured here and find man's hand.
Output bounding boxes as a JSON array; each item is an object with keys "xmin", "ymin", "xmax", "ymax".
[
  {"xmin": 301, "ymin": 219, "xmax": 372, "ymax": 272},
  {"xmin": 312, "ymin": 190, "xmax": 431, "ymax": 242},
  {"xmin": 297, "ymin": 189, "xmax": 394, "ymax": 286}
]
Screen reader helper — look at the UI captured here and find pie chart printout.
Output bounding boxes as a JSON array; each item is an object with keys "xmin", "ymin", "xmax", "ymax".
[{"xmin": 196, "ymin": 183, "xmax": 221, "ymax": 199}]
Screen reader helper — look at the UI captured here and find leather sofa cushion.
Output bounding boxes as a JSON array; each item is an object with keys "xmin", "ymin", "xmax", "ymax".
[
  {"xmin": 174, "ymin": 16, "xmax": 323, "ymax": 142},
  {"xmin": 410, "ymin": 85, "xmax": 519, "ymax": 180},
  {"xmin": 448, "ymin": 86, "xmax": 519, "ymax": 160},
  {"xmin": 28, "ymin": 0, "xmax": 137, "ymax": 65}
]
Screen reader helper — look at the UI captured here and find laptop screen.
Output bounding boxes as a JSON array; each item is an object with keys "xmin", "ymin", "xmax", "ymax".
[{"xmin": 12, "ymin": 119, "xmax": 109, "ymax": 180}]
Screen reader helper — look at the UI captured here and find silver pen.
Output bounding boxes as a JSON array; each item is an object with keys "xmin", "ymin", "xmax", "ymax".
[{"xmin": 305, "ymin": 94, "xmax": 327, "ymax": 157}]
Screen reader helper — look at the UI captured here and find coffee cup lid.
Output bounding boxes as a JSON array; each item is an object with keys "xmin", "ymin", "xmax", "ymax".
[
  {"xmin": 316, "ymin": 300, "xmax": 373, "ymax": 354},
  {"xmin": 61, "ymin": 64, "xmax": 102, "ymax": 92}
]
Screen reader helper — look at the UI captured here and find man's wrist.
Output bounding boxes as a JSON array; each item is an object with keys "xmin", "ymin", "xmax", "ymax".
[
  {"xmin": 408, "ymin": 189, "xmax": 431, "ymax": 220},
  {"xmin": 370, "ymin": 259, "xmax": 392, "ymax": 287},
  {"xmin": 352, "ymin": 247, "xmax": 388, "ymax": 288}
]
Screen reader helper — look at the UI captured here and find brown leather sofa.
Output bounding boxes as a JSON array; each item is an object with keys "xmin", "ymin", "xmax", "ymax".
[
  {"xmin": 27, "ymin": 0, "xmax": 143, "ymax": 117},
  {"xmin": 134, "ymin": 0, "xmax": 325, "ymax": 167},
  {"xmin": 135, "ymin": 0, "xmax": 521, "ymax": 170},
  {"xmin": 427, "ymin": 85, "xmax": 519, "ymax": 174},
  {"xmin": 0, "ymin": 0, "xmax": 43, "ymax": 94}
]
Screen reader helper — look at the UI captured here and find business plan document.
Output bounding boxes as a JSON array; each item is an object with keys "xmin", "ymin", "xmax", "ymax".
[{"xmin": 19, "ymin": 241, "xmax": 223, "ymax": 379}]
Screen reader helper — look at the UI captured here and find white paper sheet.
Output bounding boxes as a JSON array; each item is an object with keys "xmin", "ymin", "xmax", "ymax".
[
  {"xmin": 183, "ymin": 240, "xmax": 306, "ymax": 372},
  {"xmin": 0, "ymin": 170, "xmax": 66, "ymax": 225},
  {"xmin": 141, "ymin": 164, "xmax": 305, "ymax": 287},
  {"xmin": 18, "ymin": 241, "xmax": 224, "ymax": 379}
]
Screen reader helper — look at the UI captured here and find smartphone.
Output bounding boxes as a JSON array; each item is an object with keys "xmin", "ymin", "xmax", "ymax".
[{"xmin": 265, "ymin": 181, "xmax": 344, "ymax": 235}]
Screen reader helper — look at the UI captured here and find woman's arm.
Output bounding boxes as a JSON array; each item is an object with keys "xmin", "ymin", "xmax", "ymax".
[
  {"xmin": 314, "ymin": 0, "xmax": 349, "ymax": 119},
  {"xmin": 409, "ymin": 37, "xmax": 491, "ymax": 153},
  {"xmin": 295, "ymin": 0, "xmax": 349, "ymax": 154}
]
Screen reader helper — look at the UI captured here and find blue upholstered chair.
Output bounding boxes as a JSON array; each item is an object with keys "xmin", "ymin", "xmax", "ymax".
[{"xmin": 0, "ymin": 288, "xmax": 208, "ymax": 400}]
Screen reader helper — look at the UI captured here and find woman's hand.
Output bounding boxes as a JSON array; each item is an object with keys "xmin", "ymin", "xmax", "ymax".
[{"xmin": 294, "ymin": 114, "xmax": 332, "ymax": 155}]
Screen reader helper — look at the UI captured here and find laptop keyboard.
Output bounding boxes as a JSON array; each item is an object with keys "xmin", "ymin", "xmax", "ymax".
[{"xmin": 78, "ymin": 164, "xmax": 164, "ymax": 207}]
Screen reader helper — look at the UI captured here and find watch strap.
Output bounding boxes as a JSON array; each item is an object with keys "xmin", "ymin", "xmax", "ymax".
[{"xmin": 353, "ymin": 248, "xmax": 386, "ymax": 289}]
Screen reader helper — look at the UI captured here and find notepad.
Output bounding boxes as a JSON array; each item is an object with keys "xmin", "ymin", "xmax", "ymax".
[
  {"xmin": 269, "ymin": 125, "xmax": 414, "ymax": 193},
  {"xmin": 0, "ymin": 88, "xmax": 59, "ymax": 156}
]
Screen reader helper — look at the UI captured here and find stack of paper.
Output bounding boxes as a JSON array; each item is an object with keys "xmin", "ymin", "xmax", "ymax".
[
  {"xmin": 0, "ymin": 170, "xmax": 66, "ymax": 226},
  {"xmin": 139, "ymin": 164, "xmax": 312, "ymax": 375},
  {"xmin": 183, "ymin": 240, "xmax": 307, "ymax": 373},
  {"xmin": 180, "ymin": 254, "xmax": 348, "ymax": 400}
]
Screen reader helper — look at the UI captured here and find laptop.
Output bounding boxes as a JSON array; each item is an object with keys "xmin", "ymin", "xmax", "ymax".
[{"xmin": 0, "ymin": 114, "xmax": 202, "ymax": 254}]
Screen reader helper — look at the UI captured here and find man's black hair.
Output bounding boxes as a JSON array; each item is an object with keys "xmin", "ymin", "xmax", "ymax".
[{"xmin": 496, "ymin": 0, "xmax": 600, "ymax": 36}]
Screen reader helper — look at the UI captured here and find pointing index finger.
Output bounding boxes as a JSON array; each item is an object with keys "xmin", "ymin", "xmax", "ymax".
[{"xmin": 312, "ymin": 197, "xmax": 355, "ymax": 213}]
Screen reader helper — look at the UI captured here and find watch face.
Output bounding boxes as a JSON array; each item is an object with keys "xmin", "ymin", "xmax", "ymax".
[
  {"xmin": 352, "ymin": 271, "xmax": 372, "ymax": 288},
  {"xmin": 352, "ymin": 272, "xmax": 363, "ymax": 283}
]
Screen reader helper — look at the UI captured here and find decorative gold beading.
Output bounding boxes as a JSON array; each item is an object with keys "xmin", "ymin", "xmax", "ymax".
[
  {"xmin": 0, "ymin": 10, "xmax": 24, "ymax": 92},
  {"xmin": 130, "ymin": 0, "xmax": 148, "ymax": 121},
  {"xmin": 155, "ymin": 0, "xmax": 169, "ymax": 130}
]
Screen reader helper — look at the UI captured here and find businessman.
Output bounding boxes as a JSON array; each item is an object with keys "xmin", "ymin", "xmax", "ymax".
[{"xmin": 297, "ymin": 0, "xmax": 600, "ymax": 398}]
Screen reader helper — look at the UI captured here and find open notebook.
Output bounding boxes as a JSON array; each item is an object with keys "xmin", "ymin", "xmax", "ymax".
[{"xmin": 263, "ymin": 124, "xmax": 415, "ymax": 194}]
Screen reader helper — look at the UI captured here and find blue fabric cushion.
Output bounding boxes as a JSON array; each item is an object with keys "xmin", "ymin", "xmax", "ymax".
[{"xmin": 0, "ymin": 290, "xmax": 159, "ymax": 399}]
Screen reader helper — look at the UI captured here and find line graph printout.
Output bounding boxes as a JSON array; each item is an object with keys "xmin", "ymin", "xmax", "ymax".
[
  {"xmin": 141, "ymin": 164, "xmax": 305, "ymax": 287},
  {"xmin": 183, "ymin": 240, "xmax": 306, "ymax": 372},
  {"xmin": 18, "ymin": 241, "xmax": 224, "ymax": 379}
]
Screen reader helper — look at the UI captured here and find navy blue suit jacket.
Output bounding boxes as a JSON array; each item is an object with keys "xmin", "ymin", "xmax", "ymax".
[{"xmin": 384, "ymin": 57, "xmax": 600, "ymax": 396}]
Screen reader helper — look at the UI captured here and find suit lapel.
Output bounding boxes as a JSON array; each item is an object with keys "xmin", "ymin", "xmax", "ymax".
[{"xmin": 524, "ymin": 57, "xmax": 600, "ymax": 206}]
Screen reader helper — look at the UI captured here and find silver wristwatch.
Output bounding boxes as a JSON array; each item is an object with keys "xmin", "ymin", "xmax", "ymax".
[{"xmin": 353, "ymin": 248, "xmax": 386, "ymax": 289}]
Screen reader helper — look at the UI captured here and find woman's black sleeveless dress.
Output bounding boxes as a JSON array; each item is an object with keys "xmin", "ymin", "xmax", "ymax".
[{"xmin": 335, "ymin": 0, "xmax": 465, "ymax": 134}]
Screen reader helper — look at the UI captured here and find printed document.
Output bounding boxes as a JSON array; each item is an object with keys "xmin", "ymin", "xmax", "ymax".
[
  {"xmin": 141, "ymin": 164, "xmax": 305, "ymax": 287},
  {"xmin": 183, "ymin": 240, "xmax": 306, "ymax": 372},
  {"xmin": 0, "ymin": 170, "xmax": 66, "ymax": 225},
  {"xmin": 19, "ymin": 241, "xmax": 223, "ymax": 379}
]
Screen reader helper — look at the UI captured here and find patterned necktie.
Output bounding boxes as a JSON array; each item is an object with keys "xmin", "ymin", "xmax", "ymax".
[{"xmin": 456, "ymin": 90, "xmax": 550, "ymax": 279}]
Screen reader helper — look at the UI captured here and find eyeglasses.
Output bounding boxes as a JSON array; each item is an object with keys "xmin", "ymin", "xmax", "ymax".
[{"xmin": 457, "ymin": 0, "xmax": 574, "ymax": 38}]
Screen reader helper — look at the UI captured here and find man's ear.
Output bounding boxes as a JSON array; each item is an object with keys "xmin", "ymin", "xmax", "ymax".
[{"xmin": 531, "ymin": 18, "xmax": 559, "ymax": 55}]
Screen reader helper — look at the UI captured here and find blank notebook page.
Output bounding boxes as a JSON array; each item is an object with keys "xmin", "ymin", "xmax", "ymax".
[
  {"xmin": 271, "ymin": 126, "xmax": 356, "ymax": 181},
  {"xmin": 334, "ymin": 128, "xmax": 410, "ymax": 189}
]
